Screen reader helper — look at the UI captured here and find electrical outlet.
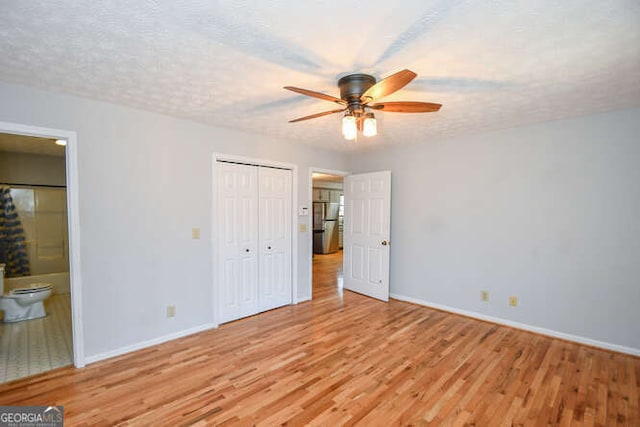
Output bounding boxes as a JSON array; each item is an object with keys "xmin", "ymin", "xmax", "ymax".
[
  {"xmin": 299, "ymin": 223, "xmax": 307, "ymax": 232},
  {"xmin": 509, "ymin": 296, "xmax": 518, "ymax": 307},
  {"xmin": 166, "ymin": 305, "xmax": 176, "ymax": 318},
  {"xmin": 481, "ymin": 290, "xmax": 489, "ymax": 302}
]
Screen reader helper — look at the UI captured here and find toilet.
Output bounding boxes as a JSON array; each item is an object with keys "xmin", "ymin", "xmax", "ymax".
[{"xmin": 0, "ymin": 264, "xmax": 52, "ymax": 323}]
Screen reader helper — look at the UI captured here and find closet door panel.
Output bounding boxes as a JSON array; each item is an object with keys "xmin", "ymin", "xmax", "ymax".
[
  {"xmin": 217, "ymin": 163, "xmax": 259, "ymax": 323},
  {"xmin": 258, "ymin": 167, "xmax": 292, "ymax": 312}
]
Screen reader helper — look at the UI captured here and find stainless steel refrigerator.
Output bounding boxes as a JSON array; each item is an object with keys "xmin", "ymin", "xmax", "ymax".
[{"xmin": 313, "ymin": 202, "xmax": 340, "ymax": 254}]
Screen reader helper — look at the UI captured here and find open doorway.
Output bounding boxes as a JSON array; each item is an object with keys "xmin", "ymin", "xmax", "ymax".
[
  {"xmin": 0, "ymin": 132, "xmax": 73, "ymax": 382},
  {"xmin": 0, "ymin": 121, "xmax": 83, "ymax": 381},
  {"xmin": 310, "ymin": 169, "xmax": 347, "ymax": 300}
]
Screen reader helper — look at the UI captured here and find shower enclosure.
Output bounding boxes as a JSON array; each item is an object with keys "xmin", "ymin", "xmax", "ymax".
[{"xmin": 0, "ymin": 185, "xmax": 69, "ymax": 282}]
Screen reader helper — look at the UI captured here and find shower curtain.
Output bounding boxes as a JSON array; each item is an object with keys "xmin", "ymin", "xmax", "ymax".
[{"xmin": 0, "ymin": 185, "xmax": 30, "ymax": 276}]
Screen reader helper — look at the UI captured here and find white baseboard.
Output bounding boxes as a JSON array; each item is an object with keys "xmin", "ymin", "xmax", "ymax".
[
  {"xmin": 295, "ymin": 296, "xmax": 312, "ymax": 304},
  {"xmin": 390, "ymin": 293, "xmax": 640, "ymax": 357},
  {"xmin": 85, "ymin": 323, "xmax": 217, "ymax": 365}
]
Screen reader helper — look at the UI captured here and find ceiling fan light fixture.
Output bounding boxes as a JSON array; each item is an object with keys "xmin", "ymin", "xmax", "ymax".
[
  {"xmin": 342, "ymin": 114, "xmax": 357, "ymax": 140},
  {"xmin": 285, "ymin": 69, "xmax": 441, "ymax": 142},
  {"xmin": 363, "ymin": 113, "xmax": 377, "ymax": 137}
]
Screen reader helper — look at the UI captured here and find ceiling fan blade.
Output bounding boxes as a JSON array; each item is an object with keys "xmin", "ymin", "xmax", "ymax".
[
  {"xmin": 283, "ymin": 86, "xmax": 347, "ymax": 105},
  {"xmin": 361, "ymin": 69, "xmax": 417, "ymax": 103},
  {"xmin": 368, "ymin": 101, "xmax": 442, "ymax": 113},
  {"xmin": 288, "ymin": 108, "xmax": 345, "ymax": 123}
]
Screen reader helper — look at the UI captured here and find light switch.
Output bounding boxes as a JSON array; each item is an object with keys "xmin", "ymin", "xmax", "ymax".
[
  {"xmin": 192, "ymin": 227, "xmax": 200, "ymax": 239},
  {"xmin": 299, "ymin": 223, "xmax": 307, "ymax": 232},
  {"xmin": 298, "ymin": 206, "xmax": 309, "ymax": 216},
  {"xmin": 166, "ymin": 305, "xmax": 176, "ymax": 318}
]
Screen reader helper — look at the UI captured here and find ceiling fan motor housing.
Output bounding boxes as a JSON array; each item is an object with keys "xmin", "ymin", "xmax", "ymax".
[{"xmin": 338, "ymin": 74, "xmax": 376, "ymax": 114}]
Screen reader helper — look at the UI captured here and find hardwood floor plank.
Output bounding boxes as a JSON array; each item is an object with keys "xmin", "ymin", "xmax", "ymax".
[{"xmin": 0, "ymin": 251, "xmax": 638, "ymax": 425}]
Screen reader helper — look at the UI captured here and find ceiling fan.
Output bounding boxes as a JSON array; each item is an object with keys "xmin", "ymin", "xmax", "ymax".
[{"xmin": 284, "ymin": 69, "xmax": 441, "ymax": 140}]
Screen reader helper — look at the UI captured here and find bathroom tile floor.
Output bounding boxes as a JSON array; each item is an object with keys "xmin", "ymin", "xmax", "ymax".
[{"xmin": 0, "ymin": 293, "xmax": 72, "ymax": 383}]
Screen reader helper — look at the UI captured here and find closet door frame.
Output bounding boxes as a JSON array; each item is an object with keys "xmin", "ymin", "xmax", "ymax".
[{"xmin": 211, "ymin": 153, "xmax": 298, "ymax": 327}]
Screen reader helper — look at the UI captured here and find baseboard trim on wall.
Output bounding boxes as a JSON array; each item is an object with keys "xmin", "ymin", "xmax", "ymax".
[
  {"xmin": 390, "ymin": 293, "xmax": 640, "ymax": 357},
  {"xmin": 85, "ymin": 323, "xmax": 217, "ymax": 365}
]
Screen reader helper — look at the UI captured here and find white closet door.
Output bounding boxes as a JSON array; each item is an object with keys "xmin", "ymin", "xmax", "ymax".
[
  {"xmin": 258, "ymin": 167, "xmax": 292, "ymax": 312},
  {"xmin": 217, "ymin": 162, "xmax": 259, "ymax": 323}
]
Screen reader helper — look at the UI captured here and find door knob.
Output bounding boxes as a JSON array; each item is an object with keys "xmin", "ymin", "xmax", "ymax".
[
  {"xmin": 267, "ymin": 246, "xmax": 272, "ymax": 250},
  {"xmin": 245, "ymin": 248, "xmax": 250, "ymax": 253},
  {"xmin": 381, "ymin": 240, "xmax": 388, "ymax": 246}
]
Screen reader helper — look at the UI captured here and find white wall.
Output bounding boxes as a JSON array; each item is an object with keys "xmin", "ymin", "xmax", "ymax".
[
  {"xmin": 0, "ymin": 81, "xmax": 347, "ymax": 360},
  {"xmin": 348, "ymin": 108, "xmax": 640, "ymax": 352},
  {"xmin": 0, "ymin": 151, "xmax": 66, "ymax": 185},
  {"xmin": 3, "ymin": 77, "xmax": 637, "ymax": 359}
]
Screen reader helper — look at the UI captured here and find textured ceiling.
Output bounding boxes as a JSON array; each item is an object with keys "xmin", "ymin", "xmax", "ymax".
[{"xmin": 1, "ymin": 1, "xmax": 639, "ymax": 151}]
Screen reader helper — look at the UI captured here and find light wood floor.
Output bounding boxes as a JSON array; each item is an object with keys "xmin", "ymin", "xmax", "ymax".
[{"xmin": 0, "ymin": 251, "xmax": 638, "ymax": 425}]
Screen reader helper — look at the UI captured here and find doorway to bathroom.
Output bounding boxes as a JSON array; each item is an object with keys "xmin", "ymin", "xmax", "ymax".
[
  {"xmin": 310, "ymin": 169, "xmax": 348, "ymax": 301},
  {"xmin": 0, "ymin": 124, "xmax": 82, "ymax": 382}
]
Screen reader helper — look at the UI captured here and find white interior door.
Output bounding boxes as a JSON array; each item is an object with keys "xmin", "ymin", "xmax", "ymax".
[
  {"xmin": 217, "ymin": 162, "xmax": 259, "ymax": 323},
  {"xmin": 343, "ymin": 171, "xmax": 391, "ymax": 301},
  {"xmin": 258, "ymin": 167, "xmax": 292, "ymax": 312}
]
